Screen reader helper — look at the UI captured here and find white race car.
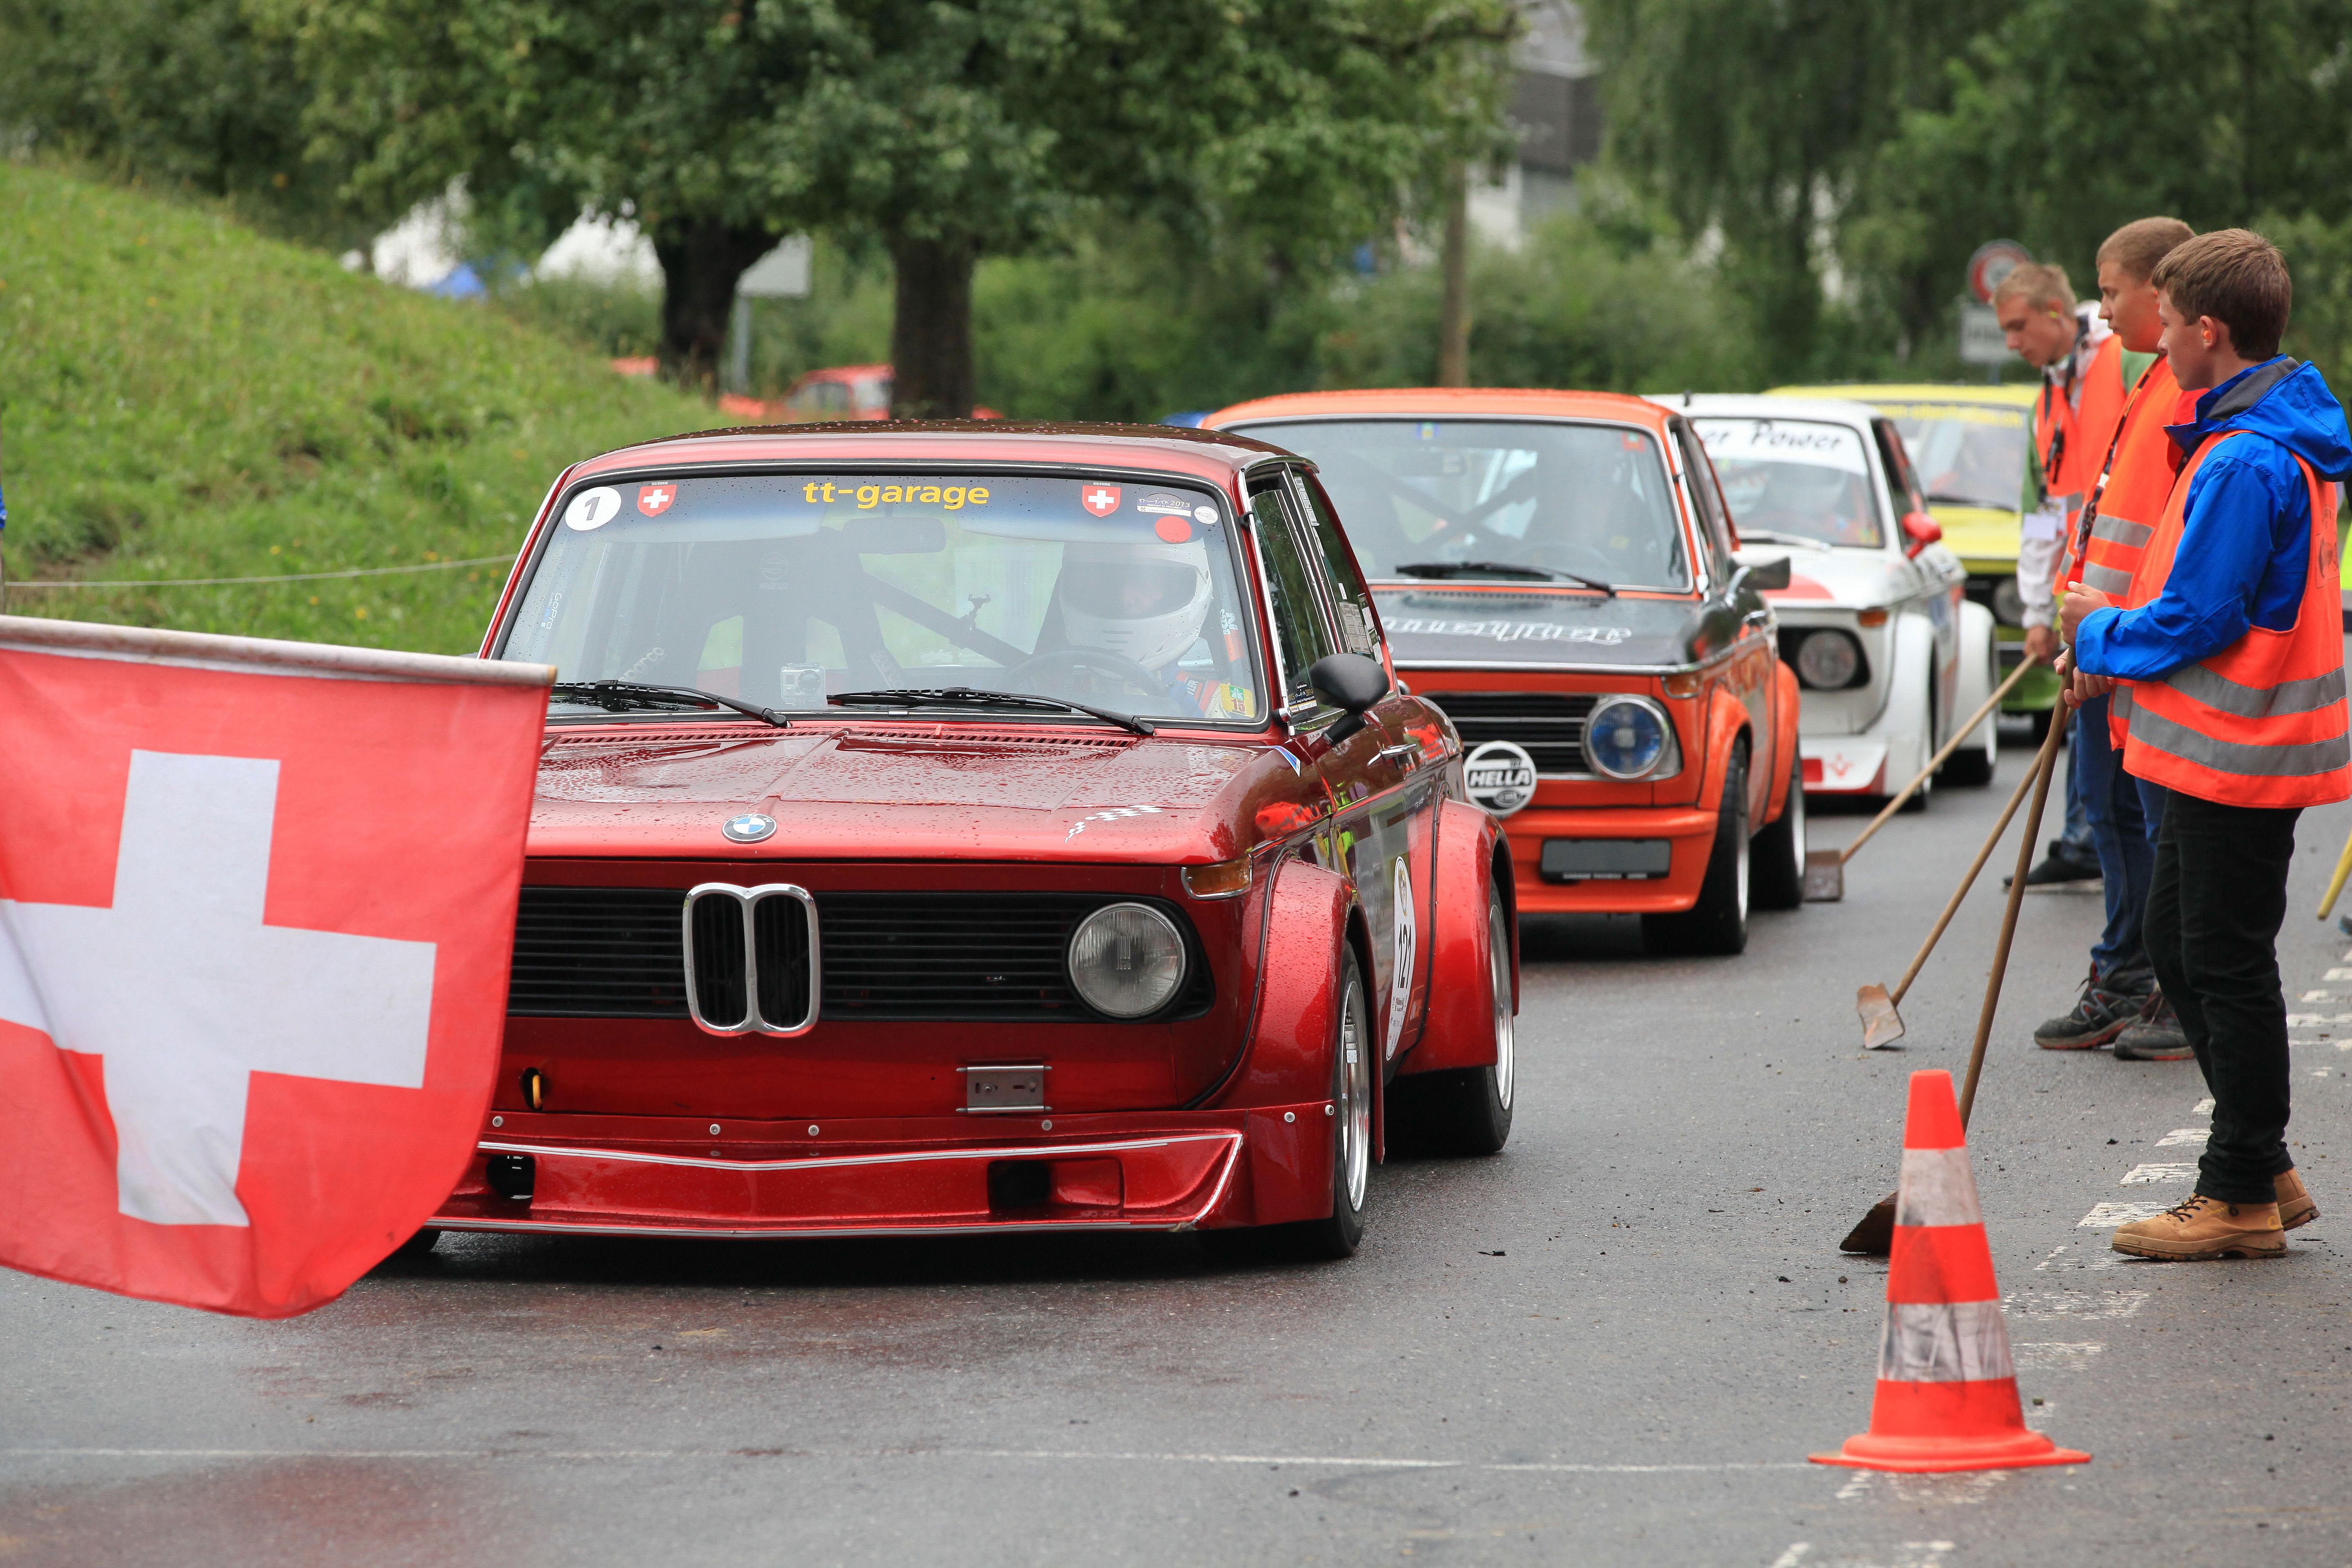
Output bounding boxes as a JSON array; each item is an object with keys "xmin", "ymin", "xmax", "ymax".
[{"xmin": 1656, "ymin": 394, "xmax": 2000, "ymax": 802}]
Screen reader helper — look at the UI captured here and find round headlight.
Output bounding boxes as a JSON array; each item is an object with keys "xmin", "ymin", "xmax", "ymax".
[
  {"xmin": 1795, "ymin": 630, "xmax": 1862, "ymax": 690},
  {"xmin": 1585, "ymin": 697, "xmax": 1669, "ymax": 779},
  {"xmin": 1068, "ymin": 903, "xmax": 1187, "ymax": 1018}
]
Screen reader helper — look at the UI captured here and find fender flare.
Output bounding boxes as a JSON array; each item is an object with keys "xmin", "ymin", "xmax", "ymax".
[
  {"xmin": 1398, "ymin": 799, "xmax": 1517, "ymax": 1078},
  {"xmin": 1701, "ymin": 688, "xmax": 1751, "ymax": 818},
  {"xmin": 1763, "ymin": 658, "xmax": 1802, "ymax": 825},
  {"xmin": 1882, "ymin": 611, "xmax": 1940, "ymax": 774},
  {"xmin": 1208, "ymin": 856, "xmax": 1351, "ymax": 1109}
]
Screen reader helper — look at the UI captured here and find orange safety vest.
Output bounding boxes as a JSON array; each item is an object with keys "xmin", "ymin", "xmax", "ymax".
[
  {"xmin": 2068, "ymin": 354, "xmax": 2184, "ymax": 598},
  {"xmin": 2035, "ymin": 333, "xmax": 2127, "ymax": 544},
  {"xmin": 2112, "ymin": 431, "xmax": 2351, "ymax": 807}
]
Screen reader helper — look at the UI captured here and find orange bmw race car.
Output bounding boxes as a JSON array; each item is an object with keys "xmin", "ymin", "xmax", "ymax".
[{"xmin": 1206, "ymin": 389, "xmax": 1804, "ymax": 954}]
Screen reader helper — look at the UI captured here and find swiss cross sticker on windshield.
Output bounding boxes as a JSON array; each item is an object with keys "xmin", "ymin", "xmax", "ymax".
[{"xmin": 509, "ymin": 472, "xmax": 1260, "ymax": 727}]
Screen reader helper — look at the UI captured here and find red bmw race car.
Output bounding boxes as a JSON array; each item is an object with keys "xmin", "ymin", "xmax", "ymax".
[{"xmin": 428, "ymin": 422, "xmax": 1517, "ymax": 1257}]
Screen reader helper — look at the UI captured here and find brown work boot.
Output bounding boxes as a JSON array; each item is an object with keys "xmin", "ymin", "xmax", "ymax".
[
  {"xmin": 2112, "ymin": 1194, "xmax": 2286, "ymax": 1260},
  {"xmin": 2277, "ymin": 1168, "xmax": 2318, "ymax": 1231}
]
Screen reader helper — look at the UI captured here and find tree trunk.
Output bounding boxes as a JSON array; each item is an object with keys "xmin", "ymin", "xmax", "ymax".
[
  {"xmin": 1436, "ymin": 165, "xmax": 1472, "ymax": 387},
  {"xmin": 888, "ymin": 232, "xmax": 977, "ymax": 420},
  {"xmin": 652, "ymin": 217, "xmax": 779, "ymax": 391}
]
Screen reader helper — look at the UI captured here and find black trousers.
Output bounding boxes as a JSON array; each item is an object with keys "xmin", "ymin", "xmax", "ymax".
[{"xmin": 2142, "ymin": 790, "xmax": 2299, "ymax": 1204}]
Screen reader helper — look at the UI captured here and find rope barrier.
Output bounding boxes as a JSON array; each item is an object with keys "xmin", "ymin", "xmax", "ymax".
[{"xmin": 5, "ymin": 555, "xmax": 513, "ymax": 589}]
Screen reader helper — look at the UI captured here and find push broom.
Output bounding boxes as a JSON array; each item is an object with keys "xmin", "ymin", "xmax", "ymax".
[
  {"xmin": 1803, "ymin": 656, "xmax": 2044, "ymax": 901},
  {"xmin": 1840, "ymin": 709, "xmax": 2066, "ymax": 1254}
]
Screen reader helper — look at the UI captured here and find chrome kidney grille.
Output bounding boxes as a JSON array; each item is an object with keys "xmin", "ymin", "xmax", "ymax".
[{"xmin": 681, "ymin": 883, "xmax": 820, "ymax": 1037}]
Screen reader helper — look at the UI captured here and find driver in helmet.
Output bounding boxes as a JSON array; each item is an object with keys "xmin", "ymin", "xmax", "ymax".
[{"xmin": 1051, "ymin": 537, "xmax": 1254, "ymax": 718}]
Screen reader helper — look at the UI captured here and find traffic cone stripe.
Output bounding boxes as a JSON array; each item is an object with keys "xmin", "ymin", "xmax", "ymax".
[
  {"xmin": 1895, "ymin": 1147, "xmax": 1983, "ymax": 1225},
  {"xmin": 1886, "ymin": 1224, "xmax": 2001, "ymax": 1303},
  {"xmin": 1879, "ymin": 1300, "xmax": 2015, "ymax": 1383},
  {"xmin": 1813, "ymin": 1070, "xmax": 2089, "ymax": 1473}
]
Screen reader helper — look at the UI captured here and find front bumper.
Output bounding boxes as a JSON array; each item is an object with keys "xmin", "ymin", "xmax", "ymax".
[
  {"xmin": 1499, "ymin": 804, "xmax": 1717, "ymax": 915},
  {"xmin": 1800, "ymin": 736, "xmax": 1890, "ymax": 795},
  {"xmin": 428, "ymin": 1105, "xmax": 1334, "ymax": 1238}
]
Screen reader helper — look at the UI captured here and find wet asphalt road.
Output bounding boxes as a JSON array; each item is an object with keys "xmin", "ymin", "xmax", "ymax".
[{"xmin": 9, "ymin": 718, "xmax": 2352, "ymax": 1568}]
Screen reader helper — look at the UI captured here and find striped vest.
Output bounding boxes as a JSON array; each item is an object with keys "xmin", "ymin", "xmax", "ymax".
[
  {"xmin": 2035, "ymin": 333, "xmax": 2125, "ymax": 542},
  {"xmin": 2068, "ymin": 354, "xmax": 2182, "ymax": 598},
  {"xmin": 2114, "ymin": 431, "xmax": 2351, "ymax": 807}
]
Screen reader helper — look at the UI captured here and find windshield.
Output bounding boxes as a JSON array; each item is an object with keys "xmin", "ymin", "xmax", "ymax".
[
  {"xmin": 1236, "ymin": 419, "xmax": 1690, "ymax": 591},
  {"xmin": 1874, "ymin": 403, "xmax": 2028, "ymax": 513},
  {"xmin": 1693, "ymin": 418, "xmax": 1883, "ymax": 547},
  {"xmin": 502, "ymin": 472, "xmax": 1265, "ymax": 725}
]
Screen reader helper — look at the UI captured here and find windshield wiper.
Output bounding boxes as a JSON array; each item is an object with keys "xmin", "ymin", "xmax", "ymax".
[
  {"xmin": 1393, "ymin": 560, "xmax": 1616, "ymax": 594},
  {"xmin": 829, "ymin": 686, "xmax": 1155, "ymax": 736},
  {"xmin": 1733, "ymin": 529, "xmax": 1829, "ymax": 550},
  {"xmin": 1923, "ymin": 492, "xmax": 1983, "ymax": 508},
  {"xmin": 549, "ymin": 680, "xmax": 790, "ymax": 727}
]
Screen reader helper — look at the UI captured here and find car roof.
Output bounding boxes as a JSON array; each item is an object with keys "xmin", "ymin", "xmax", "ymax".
[
  {"xmin": 1206, "ymin": 386, "xmax": 1673, "ymax": 431},
  {"xmin": 1769, "ymin": 382, "xmax": 2039, "ymax": 410},
  {"xmin": 566, "ymin": 420, "xmax": 1295, "ymax": 486},
  {"xmin": 1650, "ymin": 392, "xmax": 1886, "ymax": 428}
]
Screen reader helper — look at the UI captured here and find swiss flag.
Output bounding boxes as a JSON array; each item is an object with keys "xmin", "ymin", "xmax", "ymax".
[
  {"xmin": 638, "ymin": 483, "xmax": 677, "ymax": 516},
  {"xmin": 0, "ymin": 615, "xmax": 549, "ymax": 1317},
  {"xmin": 1081, "ymin": 483, "xmax": 1121, "ymax": 518}
]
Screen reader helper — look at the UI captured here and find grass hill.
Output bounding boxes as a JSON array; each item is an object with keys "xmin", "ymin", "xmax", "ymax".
[{"xmin": 0, "ymin": 162, "xmax": 718, "ymax": 655}]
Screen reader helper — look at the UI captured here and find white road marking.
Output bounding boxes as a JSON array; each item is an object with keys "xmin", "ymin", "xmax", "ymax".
[
  {"xmin": 1769, "ymin": 1546, "xmax": 1812, "ymax": 1568},
  {"xmin": 2303, "ymin": 990, "xmax": 2337, "ymax": 1002},
  {"xmin": 2285, "ymin": 1012, "xmax": 2352, "ymax": 1026},
  {"xmin": 0, "ymin": 1446, "xmax": 1808, "ymax": 1475},
  {"xmin": 2154, "ymin": 1128, "xmax": 2210, "ymax": 1147},
  {"xmin": 2120, "ymin": 1163, "xmax": 2197, "ymax": 1185},
  {"xmin": 2193, "ymin": 1098, "xmax": 2215, "ymax": 1114},
  {"xmin": 2005, "ymin": 1286, "xmax": 2148, "ymax": 1318},
  {"xmin": 2080, "ymin": 1202, "xmax": 2171, "ymax": 1227},
  {"xmin": 2013, "ymin": 1342, "xmax": 2105, "ymax": 1372},
  {"xmin": 2033, "ymin": 1243, "xmax": 2124, "ymax": 1272},
  {"xmin": 2326, "ymin": 966, "xmax": 2352, "ymax": 978}
]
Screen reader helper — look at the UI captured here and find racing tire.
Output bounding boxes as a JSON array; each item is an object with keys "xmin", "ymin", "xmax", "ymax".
[
  {"xmin": 2028, "ymin": 706, "xmax": 2055, "ymax": 746},
  {"xmin": 1264, "ymin": 945, "xmax": 1374, "ymax": 1259},
  {"xmin": 1749, "ymin": 745, "xmax": 1806, "ymax": 911},
  {"xmin": 384, "ymin": 1228, "xmax": 441, "ymax": 1264},
  {"xmin": 1897, "ymin": 675, "xmax": 1935, "ymax": 813},
  {"xmin": 1643, "ymin": 752, "xmax": 1750, "ymax": 956},
  {"xmin": 1941, "ymin": 639, "xmax": 2000, "ymax": 787},
  {"xmin": 1386, "ymin": 882, "xmax": 1515, "ymax": 1157}
]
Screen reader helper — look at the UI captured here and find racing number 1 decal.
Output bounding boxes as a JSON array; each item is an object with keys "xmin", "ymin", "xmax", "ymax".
[{"xmin": 1386, "ymin": 856, "xmax": 1416, "ymax": 1058}]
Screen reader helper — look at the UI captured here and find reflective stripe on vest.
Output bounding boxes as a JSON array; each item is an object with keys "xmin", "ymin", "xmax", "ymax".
[
  {"xmin": 2117, "ymin": 430, "xmax": 2352, "ymax": 807},
  {"xmin": 2071, "ymin": 355, "xmax": 2181, "ymax": 595}
]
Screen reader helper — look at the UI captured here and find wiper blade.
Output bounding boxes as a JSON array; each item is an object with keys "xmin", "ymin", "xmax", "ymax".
[
  {"xmin": 830, "ymin": 686, "xmax": 1155, "ymax": 736},
  {"xmin": 549, "ymin": 680, "xmax": 790, "ymax": 727},
  {"xmin": 1393, "ymin": 560, "xmax": 1616, "ymax": 594},
  {"xmin": 1731, "ymin": 529, "xmax": 1828, "ymax": 550}
]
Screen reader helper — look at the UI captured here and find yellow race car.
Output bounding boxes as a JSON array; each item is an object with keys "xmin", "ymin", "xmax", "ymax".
[{"xmin": 1770, "ymin": 383, "xmax": 2061, "ymax": 733}]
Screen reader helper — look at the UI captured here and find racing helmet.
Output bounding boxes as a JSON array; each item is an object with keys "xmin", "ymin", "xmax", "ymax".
[{"xmin": 1055, "ymin": 537, "xmax": 1213, "ymax": 672}]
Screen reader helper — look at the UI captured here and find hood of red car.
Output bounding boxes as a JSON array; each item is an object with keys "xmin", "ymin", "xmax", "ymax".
[{"xmin": 525, "ymin": 721, "xmax": 1274, "ymax": 862}]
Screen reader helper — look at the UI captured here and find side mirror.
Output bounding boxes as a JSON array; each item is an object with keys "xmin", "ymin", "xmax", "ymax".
[
  {"xmin": 1308, "ymin": 652, "xmax": 1390, "ymax": 744},
  {"xmin": 1732, "ymin": 555, "xmax": 1792, "ymax": 594},
  {"xmin": 1900, "ymin": 510, "xmax": 1942, "ymax": 558}
]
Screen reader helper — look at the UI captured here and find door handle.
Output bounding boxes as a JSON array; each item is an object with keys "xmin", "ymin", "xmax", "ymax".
[{"xmin": 1372, "ymin": 742, "xmax": 1421, "ymax": 769}]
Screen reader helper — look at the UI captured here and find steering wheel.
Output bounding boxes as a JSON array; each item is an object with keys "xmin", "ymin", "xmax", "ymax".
[{"xmin": 1002, "ymin": 646, "xmax": 1168, "ymax": 700}]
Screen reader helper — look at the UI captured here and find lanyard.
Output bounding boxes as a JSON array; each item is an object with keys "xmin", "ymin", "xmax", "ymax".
[{"xmin": 2068, "ymin": 351, "xmax": 2166, "ymax": 565}]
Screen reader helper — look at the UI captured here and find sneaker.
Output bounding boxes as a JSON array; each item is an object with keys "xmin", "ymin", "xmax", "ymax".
[
  {"xmin": 2111, "ymin": 1194, "xmax": 2285, "ymax": 1259},
  {"xmin": 2112, "ymin": 989, "xmax": 2193, "ymax": 1060},
  {"xmin": 2034, "ymin": 970, "xmax": 2145, "ymax": 1050},
  {"xmin": 2004, "ymin": 839, "xmax": 2102, "ymax": 892},
  {"xmin": 2277, "ymin": 1168, "xmax": 2319, "ymax": 1231}
]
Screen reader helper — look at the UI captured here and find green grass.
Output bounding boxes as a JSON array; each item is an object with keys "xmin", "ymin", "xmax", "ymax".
[{"xmin": 0, "ymin": 162, "xmax": 718, "ymax": 654}]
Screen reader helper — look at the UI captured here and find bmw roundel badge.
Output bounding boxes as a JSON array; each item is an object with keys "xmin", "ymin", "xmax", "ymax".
[{"xmin": 722, "ymin": 813, "xmax": 777, "ymax": 843}]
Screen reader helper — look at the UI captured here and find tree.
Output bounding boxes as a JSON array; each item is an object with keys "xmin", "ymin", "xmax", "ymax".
[{"xmin": 277, "ymin": 0, "xmax": 1516, "ymax": 404}]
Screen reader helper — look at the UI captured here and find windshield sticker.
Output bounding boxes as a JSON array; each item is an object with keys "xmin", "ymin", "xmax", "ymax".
[
  {"xmin": 794, "ymin": 480, "xmax": 991, "ymax": 510},
  {"xmin": 1384, "ymin": 616, "xmax": 1633, "ymax": 647},
  {"xmin": 1082, "ymin": 483, "xmax": 1122, "ymax": 517},
  {"xmin": 1694, "ymin": 418, "xmax": 1868, "ymax": 475},
  {"xmin": 637, "ymin": 483, "xmax": 677, "ymax": 516},
  {"xmin": 565, "ymin": 486, "xmax": 622, "ymax": 531},
  {"xmin": 1135, "ymin": 491, "xmax": 1194, "ymax": 518},
  {"xmin": 1065, "ymin": 802, "xmax": 1163, "ymax": 840}
]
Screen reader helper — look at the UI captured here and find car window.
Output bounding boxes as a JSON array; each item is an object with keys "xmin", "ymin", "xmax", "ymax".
[
  {"xmin": 1875, "ymin": 402, "xmax": 2028, "ymax": 513},
  {"xmin": 1671, "ymin": 418, "xmax": 1737, "ymax": 578},
  {"xmin": 1234, "ymin": 418, "xmax": 1691, "ymax": 592},
  {"xmin": 1692, "ymin": 417, "xmax": 1885, "ymax": 548},
  {"xmin": 504, "ymin": 472, "xmax": 1265, "ymax": 725},
  {"xmin": 1246, "ymin": 477, "xmax": 1340, "ymax": 714},
  {"xmin": 1872, "ymin": 419, "xmax": 1927, "ymax": 521},
  {"xmin": 1288, "ymin": 469, "xmax": 1383, "ymax": 659}
]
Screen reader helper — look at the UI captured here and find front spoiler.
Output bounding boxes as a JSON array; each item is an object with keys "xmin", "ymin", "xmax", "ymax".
[{"xmin": 428, "ymin": 1106, "xmax": 1334, "ymax": 1238}]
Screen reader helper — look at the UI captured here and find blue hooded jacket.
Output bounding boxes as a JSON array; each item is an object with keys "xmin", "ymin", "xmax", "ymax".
[{"xmin": 2076, "ymin": 356, "xmax": 2352, "ymax": 681}]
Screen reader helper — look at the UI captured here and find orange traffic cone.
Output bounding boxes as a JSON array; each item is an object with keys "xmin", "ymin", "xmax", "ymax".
[{"xmin": 1812, "ymin": 1070, "xmax": 2089, "ymax": 1473}]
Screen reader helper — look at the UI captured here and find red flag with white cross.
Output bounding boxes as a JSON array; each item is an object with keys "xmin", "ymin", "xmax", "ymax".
[{"xmin": 0, "ymin": 616, "xmax": 549, "ymax": 1318}]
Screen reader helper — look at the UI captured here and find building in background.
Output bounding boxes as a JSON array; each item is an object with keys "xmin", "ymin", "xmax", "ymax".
[{"xmin": 1469, "ymin": 0, "xmax": 1603, "ymax": 249}]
